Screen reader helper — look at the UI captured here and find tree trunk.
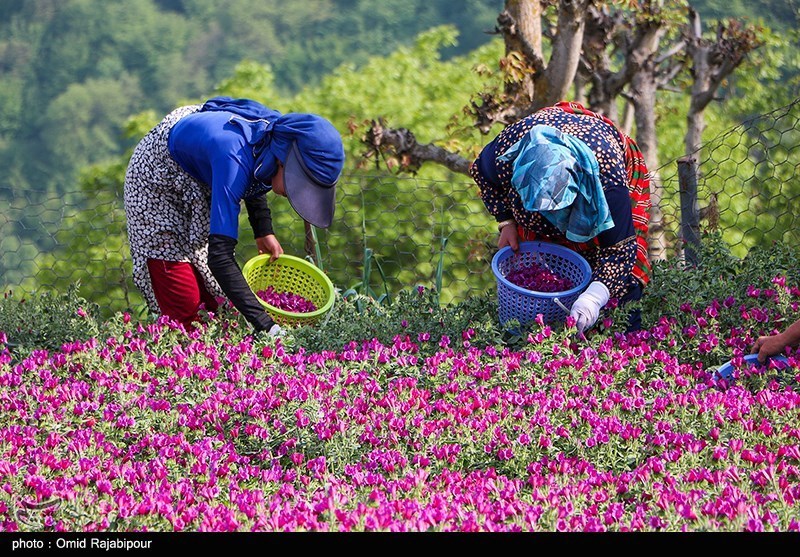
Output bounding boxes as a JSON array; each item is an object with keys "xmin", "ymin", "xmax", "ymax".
[
  {"xmin": 542, "ymin": 0, "xmax": 589, "ymax": 107},
  {"xmin": 682, "ymin": 5, "xmax": 761, "ymax": 241},
  {"xmin": 621, "ymin": 101, "xmax": 634, "ymax": 136},
  {"xmin": 684, "ymin": 9, "xmax": 709, "ymax": 156},
  {"xmin": 505, "ymin": 0, "xmax": 542, "ymax": 52},
  {"xmin": 501, "ymin": 0, "xmax": 542, "ymax": 105},
  {"xmin": 631, "ymin": 68, "xmax": 668, "ymax": 262},
  {"xmin": 624, "ymin": 10, "xmax": 670, "ymax": 262},
  {"xmin": 583, "ymin": 4, "xmax": 624, "ymax": 119},
  {"xmin": 677, "ymin": 156, "xmax": 701, "ymax": 265}
]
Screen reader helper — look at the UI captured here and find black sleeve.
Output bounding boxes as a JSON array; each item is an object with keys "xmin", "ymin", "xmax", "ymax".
[
  {"xmin": 244, "ymin": 195, "xmax": 274, "ymax": 238},
  {"xmin": 592, "ymin": 185, "xmax": 638, "ymax": 298},
  {"xmin": 597, "ymin": 185, "xmax": 635, "ymax": 248},
  {"xmin": 207, "ymin": 233, "xmax": 275, "ymax": 331}
]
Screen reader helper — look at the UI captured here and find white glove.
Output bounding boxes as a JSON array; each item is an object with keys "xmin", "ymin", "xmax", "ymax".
[
  {"xmin": 570, "ymin": 281, "xmax": 610, "ymax": 334},
  {"xmin": 268, "ymin": 323, "xmax": 284, "ymax": 337}
]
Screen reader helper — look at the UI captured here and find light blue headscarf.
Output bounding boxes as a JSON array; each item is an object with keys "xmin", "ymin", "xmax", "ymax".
[{"xmin": 498, "ymin": 124, "xmax": 614, "ymax": 242}]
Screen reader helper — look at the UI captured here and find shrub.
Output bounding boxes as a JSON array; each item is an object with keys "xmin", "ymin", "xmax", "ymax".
[
  {"xmin": 0, "ymin": 283, "xmax": 101, "ymax": 358},
  {"xmin": 641, "ymin": 231, "xmax": 800, "ymax": 330},
  {"xmin": 289, "ymin": 286, "xmax": 504, "ymax": 357}
]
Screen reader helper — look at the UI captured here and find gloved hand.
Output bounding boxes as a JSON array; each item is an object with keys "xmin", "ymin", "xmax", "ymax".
[
  {"xmin": 570, "ymin": 281, "xmax": 610, "ymax": 334},
  {"xmin": 268, "ymin": 323, "xmax": 284, "ymax": 337}
]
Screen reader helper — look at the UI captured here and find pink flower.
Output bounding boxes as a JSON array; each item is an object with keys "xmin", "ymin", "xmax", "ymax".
[{"xmin": 255, "ymin": 287, "xmax": 317, "ymax": 313}]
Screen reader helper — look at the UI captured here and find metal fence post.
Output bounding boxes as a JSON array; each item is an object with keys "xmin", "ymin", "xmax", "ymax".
[
  {"xmin": 304, "ymin": 221, "xmax": 317, "ymax": 265},
  {"xmin": 677, "ymin": 156, "xmax": 701, "ymax": 266}
]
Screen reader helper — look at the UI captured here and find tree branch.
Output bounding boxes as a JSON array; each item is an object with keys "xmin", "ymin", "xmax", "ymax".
[
  {"xmin": 362, "ymin": 118, "xmax": 471, "ymax": 175},
  {"xmin": 655, "ymin": 59, "xmax": 686, "ymax": 89},
  {"xmin": 655, "ymin": 39, "xmax": 686, "ymax": 65}
]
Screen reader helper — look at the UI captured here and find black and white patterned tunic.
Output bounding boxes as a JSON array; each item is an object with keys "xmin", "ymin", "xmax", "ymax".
[{"xmin": 123, "ymin": 105, "xmax": 223, "ymax": 313}]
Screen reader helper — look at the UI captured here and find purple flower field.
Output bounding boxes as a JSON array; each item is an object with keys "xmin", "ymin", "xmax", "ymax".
[{"xmin": 1, "ymin": 279, "xmax": 800, "ymax": 532}]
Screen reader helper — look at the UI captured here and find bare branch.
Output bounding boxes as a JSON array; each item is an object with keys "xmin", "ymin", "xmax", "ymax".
[
  {"xmin": 655, "ymin": 59, "xmax": 686, "ymax": 89},
  {"xmin": 685, "ymin": 11, "xmax": 761, "ymax": 115},
  {"xmin": 655, "ymin": 39, "xmax": 686, "ymax": 65},
  {"xmin": 362, "ymin": 119, "xmax": 471, "ymax": 176},
  {"xmin": 684, "ymin": 7, "xmax": 761, "ymax": 156},
  {"xmin": 689, "ymin": 5, "xmax": 702, "ymax": 37},
  {"xmin": 658, "ymin": 84, "xmax": 684, "ymax": 93}
]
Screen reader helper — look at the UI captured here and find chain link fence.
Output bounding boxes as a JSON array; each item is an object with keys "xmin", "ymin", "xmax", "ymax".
[
  {"xmin": 2, "ymin": 97, "xmax": 799, "ymax": 318},
  {"xmin": 656, "ymin": 97, "xmax": 800, "ymax": 261}
]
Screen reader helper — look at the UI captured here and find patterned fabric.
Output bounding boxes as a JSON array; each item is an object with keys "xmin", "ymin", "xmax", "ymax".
[
  {"xmin": 498, "ymin": 124, "xmax": 614, "ymax": 243},
  {"xmin": 548, "ymin": 101, "xmax": 652, "ymax": 287},
  {"xmin": 470, "ymin": 104, "xmax": 649, "ymax": 300},
  {"xmin": 123, "ymin": 105, "xmax": 223, "ymax": 314}
]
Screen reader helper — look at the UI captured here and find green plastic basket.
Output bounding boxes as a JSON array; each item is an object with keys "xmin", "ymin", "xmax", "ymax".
[{"xmin": 242, "ymin": 254, "xmax": 335, "ymax": 327}]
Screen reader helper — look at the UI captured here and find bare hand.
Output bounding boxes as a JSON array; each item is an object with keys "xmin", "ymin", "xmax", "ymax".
[
  {"xmin": 750, "ymin": 333, "xmax": 786, "ymax": 363},
  {"xmin": 498, "ymin": 224, "xmax": 519, "ymax": 252},
  {"xmin": 256, "ymin": 234, "xmax": 283, "ymax": 262}
]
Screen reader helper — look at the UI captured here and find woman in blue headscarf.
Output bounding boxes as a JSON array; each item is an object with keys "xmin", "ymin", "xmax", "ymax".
[{"xmin": 123, "ymin": 97, "xmax": 345, "ymax": 333}]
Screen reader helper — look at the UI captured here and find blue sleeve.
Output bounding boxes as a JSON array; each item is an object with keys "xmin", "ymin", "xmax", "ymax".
[
  {"xmin": 207, "ymin": 150, "xmax": 251, "ymax": 239},
  {"xmin": 168, "ymin": 111, "xmax": 256, "ymax": 240}
]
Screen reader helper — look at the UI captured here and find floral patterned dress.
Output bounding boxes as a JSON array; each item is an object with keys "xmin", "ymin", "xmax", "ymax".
[
  {"xmin": 123, "ymin": 105, "xmax": 223, "ymax": 313},
  {"xmin": 470, "ymin": 103, "xmax": 651, "ymax": 301}
]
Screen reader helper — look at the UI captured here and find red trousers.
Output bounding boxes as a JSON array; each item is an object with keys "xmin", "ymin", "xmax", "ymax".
[{"xmin": 147, "ymin": 259, "xmax": 218, "ymax": 330}]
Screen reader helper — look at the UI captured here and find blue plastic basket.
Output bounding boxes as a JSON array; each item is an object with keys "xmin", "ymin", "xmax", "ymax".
[
  {"xmin": 492, "ymin": 241, "xmax": 591, "ymax": 327},
  {"xmin": 715, "ymin": 353, "xmax": 790, "ymax": 380}
]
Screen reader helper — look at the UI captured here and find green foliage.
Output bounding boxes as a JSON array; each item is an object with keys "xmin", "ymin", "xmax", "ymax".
[
  {"xmin": 289, "ymin": 286, "xmax": 502, "ymax": 357},
  {"xmin": 213, "ymin": 61, "xmax": 282, "ymax": 106},
  {"xmin": 0, "ymin": 284, "xmax": 101, "ymax": 357},
  {"xmin": 693, "ymin": 0, "xmax": 798, "ymax": 31},
  {"xmin": 122, "ymin": 110, "xmax": 163, "ymax": 140},
  {"xmin": 640, "ymin": 231, "xmax": 800, "ymax": 332},
  {"xmin": 24, "ymin": 159, "xmax": 145, "ymax": 318},
  {"xmin": 42, "ymin": 75, "xmax": 145, "ymax": 177},
  {"xmin": 292, "ymin": 25, "xmax": 500, "ymax": 158},
  {"xmin": 2, "ymin": 4, "xmax": 503, "ymax": 305},
  {"xmin": 0, "ymin": 0, "xmax": 501, "ymax": 205},
  {"xmin": 5, "ymin": 0, "xmax": 800, "ymax": 314}
]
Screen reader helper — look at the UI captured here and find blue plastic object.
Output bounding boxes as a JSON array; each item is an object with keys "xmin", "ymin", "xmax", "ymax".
[
  {"xmin": 492, "ymin": 241, "xmax": 591, "ymax": 328},
  {"xmin": 715, "ymin": 353, "xmax": 790, "ymax": 380}
]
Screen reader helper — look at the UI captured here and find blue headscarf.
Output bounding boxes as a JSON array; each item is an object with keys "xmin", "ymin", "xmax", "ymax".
[
  {"xmin": 498, "ymin": 124, "xmax": 614, "ymax": 242},
  {"xmin": 200, "ymin": 96, "xmax": 344, "ymax": 198}
]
